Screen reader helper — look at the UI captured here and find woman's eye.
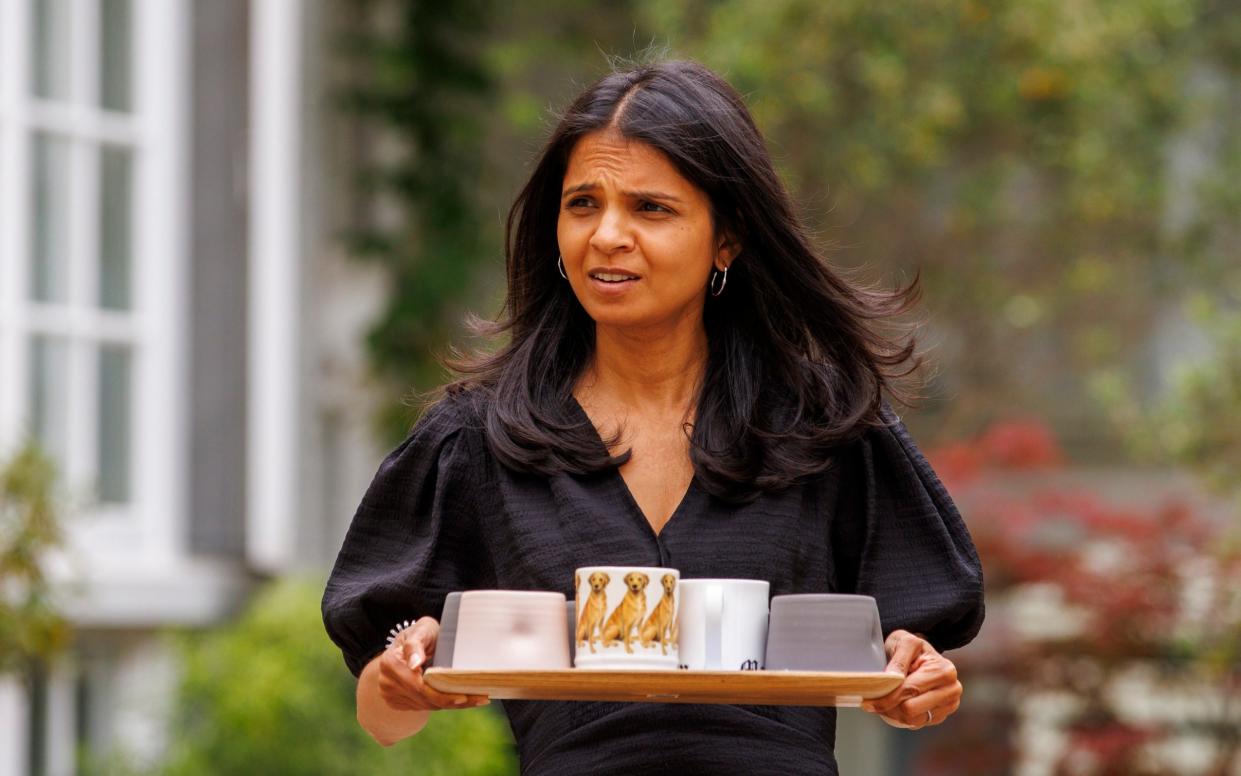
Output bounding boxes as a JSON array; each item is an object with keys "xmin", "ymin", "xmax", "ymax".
[
  {"xmin": 639, "ymin": 201, "xmax": 670, "ymax": 213},
  {"xmin": 566, "ymin": 197, "xmax": 593, "ymax": 208}
]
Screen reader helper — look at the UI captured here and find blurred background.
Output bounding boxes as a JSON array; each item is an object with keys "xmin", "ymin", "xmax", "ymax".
[{"xmin": 1, "ymin": 0, "xmax": 1238, "ymax": 773}]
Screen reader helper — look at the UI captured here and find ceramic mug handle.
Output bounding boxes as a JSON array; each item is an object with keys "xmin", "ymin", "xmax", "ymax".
[{"xmin": 706, "ymin": 584, "xmax": 723, "ymax": 669}]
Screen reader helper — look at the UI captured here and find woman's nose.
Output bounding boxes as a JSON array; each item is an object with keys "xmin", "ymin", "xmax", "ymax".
[{"xmin": 588, "ymin": 207, "xmax": 634, "ymax": 254}]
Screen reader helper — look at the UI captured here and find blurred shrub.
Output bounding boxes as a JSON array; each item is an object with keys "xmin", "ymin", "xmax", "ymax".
[
  {"xmin": 0, "ymin": 443, "xmax": 69, "ymax": 674},
  {"xmin": 1093, "ymin": 296, "xmax": 1241, "ymax": 511},
  {"xmin": 162, "ymin": 578, "xmax": 517, "ymax": 776},
  {"xmin": 335, "ymin": 0, "xmax": 497, "ymax": 441},
  {"xmin": 926, "ymin": 421, "xmax": 1241, "ymax": 775}
]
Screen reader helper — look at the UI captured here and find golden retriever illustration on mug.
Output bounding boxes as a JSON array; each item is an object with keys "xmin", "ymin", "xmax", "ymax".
[
  {"xmin": 601, "ymin": 571, "xmax": 649, "ymax": 653},
  {"xmin": 640, "ymin": 573, "xmax": 677, "ymax": 654},
  {"xmin": 575, "ymin": 571, "xmax": 610, "ymax": 653}
]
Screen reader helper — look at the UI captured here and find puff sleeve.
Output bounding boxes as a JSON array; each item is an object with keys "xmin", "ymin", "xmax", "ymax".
[
  {"xmin": 321, "ymin": 399, "xmax": 491, "ymax": 677},
  {"xmin": 831, "ymin": 403, "xmax": 985, "ymax": 652}
]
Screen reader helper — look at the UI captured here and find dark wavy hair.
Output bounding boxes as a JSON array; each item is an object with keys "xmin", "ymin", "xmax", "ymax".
[{"xmin": 446, "ymin": 59, "xmax": 924, "ymax": 502}]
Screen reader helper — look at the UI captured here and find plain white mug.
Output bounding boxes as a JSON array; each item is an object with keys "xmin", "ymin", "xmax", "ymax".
[{"xmin": 677, "ymin": 579, "xmax": 770, "ymax": 671}]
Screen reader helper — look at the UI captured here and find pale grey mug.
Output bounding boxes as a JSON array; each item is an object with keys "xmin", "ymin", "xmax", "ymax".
[
  {"xmin": 431, "ymin": 591, "xmax": 463, "ymax": 668},
  {"xmin": 764, "ymin": 594, "xmax": 886, "ymax": 672}
]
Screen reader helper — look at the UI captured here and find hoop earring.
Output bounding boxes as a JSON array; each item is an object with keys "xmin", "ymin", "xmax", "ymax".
[
  {"xmin": 709, "ymin": 266, "xmax": 729, "ymax": 297},
  {"xmin": 557, "ymin": 255, "xmax": 567, "ymax": 279}
]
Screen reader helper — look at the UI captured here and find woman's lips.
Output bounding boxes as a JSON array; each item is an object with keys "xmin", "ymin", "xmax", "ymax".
[
  {"xmin": 587, "ymin": 275, "xmax": 640, "ymax": 295},
  {"xmin": 585, "ymin": 268, "xmax": 641, "ymax": 296}
]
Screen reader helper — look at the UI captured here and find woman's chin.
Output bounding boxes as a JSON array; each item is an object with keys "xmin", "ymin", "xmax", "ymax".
[
  {"xmin": 588, "ymin": 310, "xmax": 647, "ymax": 329},
  {"xmin": 584, "ymin": 306, "xmax": 704, "ymax": 336}
]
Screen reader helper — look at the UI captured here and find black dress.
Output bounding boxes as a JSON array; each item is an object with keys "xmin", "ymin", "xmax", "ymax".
[{"xmin": 322, "ymin": 391, "xmax": 985, "ymax": 776}]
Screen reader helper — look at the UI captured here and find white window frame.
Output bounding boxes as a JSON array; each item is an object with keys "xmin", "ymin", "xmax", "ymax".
[
  {"xmin": 248, "ymin": 0, "xmax": 305, "ymax": 573},
  {"xmin": 0, "ymin": 0, "xmax": 189, "ymax": 570}
]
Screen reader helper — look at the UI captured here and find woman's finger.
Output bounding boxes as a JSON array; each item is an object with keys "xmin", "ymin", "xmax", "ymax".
[
  {"xmin": 864, "ymin": 674, "xmax": 924, "ymax": 716},
  {"xmin": 863, "ymin": 631, "xmax": 927, "ymax": 716},
  {"xmin": 397, "ymin": 618, "xmax": 440, "ymax": 669},
  {"xmin": 379, "ymin": 664, "xmax": 486, "ymax": 712},
  {"xmin": 378, "ymin": 636, "xmax": 467, "ymax": 710},
  {"xmin": 381, "ymin": 693, "xmax": 425, "ymax": 711},
  {"xmin": 882, "ymin": 630, "xmax": 925, "ymax": 676},
  {"xmin": 881, "ymin": 682, "xmax": 962, "ymax": 729},
  {"xmin": 864, "ymin": 652, "xmax": 958, "ymax": 715},
  {"xmin": 380, "ymin": 664, "xmax": 466, "ymax": 711},
  {"xmin": 399, "ymin": 636, "xmax": 420, "ymax": 669},
  {"xmin": 377, "ymin": 652, "xmax": 429, "ymax": 709},
  {"xmin": 379, "ymin": 645, "xmax": 413, "ymax": 684},
  {"xmin": 407, "ymin": 662, "xmax": 478, "ymax": 709},
  {"xmin": 376, "ymin": 616, "xmax": 491, "ymax": 710}
]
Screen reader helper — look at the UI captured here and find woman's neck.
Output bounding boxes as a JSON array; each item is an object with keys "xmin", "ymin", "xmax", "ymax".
[{"xmin": 580, "ymin": 321, "xmax": 708, "ymax": 415}]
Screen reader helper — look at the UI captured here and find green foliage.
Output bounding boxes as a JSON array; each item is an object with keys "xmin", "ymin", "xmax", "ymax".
[
  {"xmin": 637, "ymin": 0, "xmax": 1241, "ymax": 445},
  {"xmin": 1092, "ymin": 293, "xmax": 1241, "ymax": 508},
  {"xmin": 335, "ymin": 0, "xmax": 651, "ymax": 443},
  {"xmin": 336, "ymin": 0, "xmax": 499, "ymax": 441},
  {"xmin": 0, "ymin": 443, "xmax": 69, "ymax": 674},
  {"xmin": 162, "ymin": 578, "xmax": 517, "ymax": 776}
]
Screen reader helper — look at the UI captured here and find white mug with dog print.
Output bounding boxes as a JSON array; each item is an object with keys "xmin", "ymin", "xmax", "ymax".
[
  {"xmin": 677, "ymin": 579, "xmax": 770, "ymax": 671},
  {"xmin": 572, "ymin": 566, "xmax": 680, "ymax": 670}
]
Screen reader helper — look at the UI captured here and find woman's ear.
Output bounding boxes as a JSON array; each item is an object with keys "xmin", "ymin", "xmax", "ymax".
[{"xmin": 715, "ymin": 231, "xmax": 741, "ymax": 271}]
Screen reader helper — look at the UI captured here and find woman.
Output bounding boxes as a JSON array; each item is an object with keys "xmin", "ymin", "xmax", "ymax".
[{"xmin": 323, "ymin": 59, "xmax": 984, "ymax": 774}]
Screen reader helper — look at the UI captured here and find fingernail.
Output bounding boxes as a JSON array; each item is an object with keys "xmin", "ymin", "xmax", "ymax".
[
  {"xmin": 861, "ymin": 702, "xmax": 875, "ymax": 712},
  {"xmin": 454, "ymin": 697, "xmax": 468, "ymax": 705},
  {"xmin": 473, "ymin": 699, "xmax": 490, "ymax": 706}
]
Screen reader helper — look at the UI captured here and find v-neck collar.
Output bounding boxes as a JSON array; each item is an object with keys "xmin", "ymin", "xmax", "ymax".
[{"xmin": 566, "ymin": 393, "xmax": 697, "ymax": 539}]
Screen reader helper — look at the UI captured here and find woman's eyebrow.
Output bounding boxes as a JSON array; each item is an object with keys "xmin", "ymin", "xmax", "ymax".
[
  {"xmin": 562, "ymin": 182, "xmax": 596, "ymax": 198},
  {"xmin": 628, "ymin": 189, "xmax": 683, "ymax": 203},
  {"xmin": 561, "ymin": 182, "xmax": 683, "ymax": 202}
]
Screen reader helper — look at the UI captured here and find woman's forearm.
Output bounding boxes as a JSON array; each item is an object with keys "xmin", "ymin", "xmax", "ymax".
[{"xmin": 357, "ymin": 653, "xmax": 431, "ymax": 746}]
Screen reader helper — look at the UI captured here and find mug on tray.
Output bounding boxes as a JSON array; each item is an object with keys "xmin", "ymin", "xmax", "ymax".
[
  {"xmin": 763, "ymin": 593, "xmax": 886, "ymax": 672},
  {"xmin": 573, "ymin": 566, "xmax": 680, "ymax": 670},
  {"xmin": 450, "ymin": 590, "xmax": 572, "ymax": 670},
  {"xmin": 430, "ymin": 591, "xmax": 464, "ymax": 667},
  {"xmin": 677, "ymin": 578, "xmax": 770, "ymax": 670}
]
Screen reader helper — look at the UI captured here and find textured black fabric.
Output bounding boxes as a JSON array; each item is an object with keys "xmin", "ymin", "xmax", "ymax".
[{"xmin": 322, "ymin": 392, "xmax": 984, "ymax": 775}]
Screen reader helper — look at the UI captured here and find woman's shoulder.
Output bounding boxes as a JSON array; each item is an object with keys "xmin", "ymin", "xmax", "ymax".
[
  {"xmin": 410, "ymin": 384, "xmax": 491, "ymax": 441},
  {"xmin": 371, "ymin": 387, "xmax": 494, "ymax": 485}
]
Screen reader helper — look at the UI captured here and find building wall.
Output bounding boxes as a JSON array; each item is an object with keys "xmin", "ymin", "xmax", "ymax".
[{"xmin": 188, "ymin": 0, "xmax": 250, "ymax": 559}]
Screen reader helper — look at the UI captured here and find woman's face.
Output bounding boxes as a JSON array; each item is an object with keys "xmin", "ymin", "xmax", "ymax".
[{"xmin": 557, "ymin": 130, "xmax": 735, "ymax": 332}]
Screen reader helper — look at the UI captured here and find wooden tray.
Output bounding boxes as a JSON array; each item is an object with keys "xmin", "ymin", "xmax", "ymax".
[{"xmin": 423, "ymin": 668, "xmax": 903, "ymax": 707}]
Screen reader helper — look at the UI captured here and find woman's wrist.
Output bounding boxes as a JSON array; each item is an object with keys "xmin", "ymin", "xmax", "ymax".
[
  {"xmin": 387, "ymin": 619, "xmax": 417, "ymax": 649},
  {"xmin": 357, "ymin": 651, "xmax": 432, "ymax": 746}
]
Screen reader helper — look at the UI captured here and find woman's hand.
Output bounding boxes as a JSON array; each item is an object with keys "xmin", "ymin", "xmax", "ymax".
[
  {"xmin": 378, "ymin": 616, "xmax": 489, "ymax": 711},
  {"xmin": 861, "ymin": 630, "xmax": 961, "ymax": 729}
]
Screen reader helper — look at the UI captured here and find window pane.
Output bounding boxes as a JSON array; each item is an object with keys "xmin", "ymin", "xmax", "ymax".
[
  {"xmin": 30, "ymin": 133, "xmax": 70, "ymax": 303},
  {"xmin": 29, "ymin": 335, "xmax": 69, "ymax": 467},
  {"xmin": 99, "ymin": 145, "xmax": 132, "ymax": 310},
  {"xmin": 99, "ymin": 0, "xmax": 132, "ymax": 112},
  {"xmin": 97, "ymin": 345, "xmax": 131, "ymax": 503},
  {"xmin": 30, "ymin": 0, "xmax": 71, "ymax": 100}
]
